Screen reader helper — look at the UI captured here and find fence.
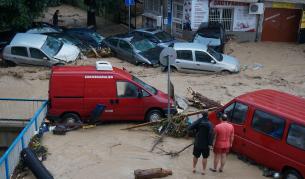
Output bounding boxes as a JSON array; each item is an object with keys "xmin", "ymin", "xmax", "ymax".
[{"xmin": 0, "ymin": 98, "xmax": 48, "ymax": 179}]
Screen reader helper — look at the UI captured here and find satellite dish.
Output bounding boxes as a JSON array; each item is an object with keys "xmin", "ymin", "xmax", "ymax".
[{"xmin": 159, "ymin": 47, "xmax": 177, "ymax": 66}]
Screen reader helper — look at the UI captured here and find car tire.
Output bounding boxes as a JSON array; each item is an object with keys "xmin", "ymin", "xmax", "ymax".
[
  {"xmin": 61, "ymin": 113, "xmax": 81, "ymax": 125},
  {"xmin": 163, "ymin": 66, "xmax": 177, "ymax": 72},
  {"xmin": 145, "ymin": 110, "xmax": 163, "ymax": 122},
  {"xmin": 3, "ymin": 60, "xmax": 16, "ymax": 67},
  {"xmin": 282, "ymin": 169, "xmax": 302, "ymax": 179},
  {"xmin": 54, "ymin": 63, "xmax": 65, "ymax": 66},
  {"xmin": 220, "ymin": 70, "xmax": 231, "ymax": 75}
]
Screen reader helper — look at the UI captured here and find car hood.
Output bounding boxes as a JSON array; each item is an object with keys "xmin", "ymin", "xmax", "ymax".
[
  {"xmin": 54, "ymin": 43, "xmax": 80, "ymax": 62},
  {"xmin": 221, "ymin": 54, "xmax": 240, "ymax": 71},
  {"xmin": 139, "ymin": 46, "xmax": 163, "ymax": 65},
  {"xmin": 158, "ymin": 39, "xmax": 184, "ymax": 48},
  {"xmin": 193, "ymin": 35, "xmax": 221, "ymax": 46}
]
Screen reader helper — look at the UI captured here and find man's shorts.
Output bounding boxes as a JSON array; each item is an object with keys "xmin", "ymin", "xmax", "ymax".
[
  {"xmin": 213, "ymin": 147, "xmax": 230, "ymax": 154},
  {"xmin": 193, "ymin": 147, "xmax": 210, "ymax": 158}
]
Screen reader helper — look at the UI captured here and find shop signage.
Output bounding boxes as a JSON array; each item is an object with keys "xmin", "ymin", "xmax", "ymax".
[
  {"xmin": 183, "ymin": 0, "xmax": 209, "ymax": 31},
  {"xmin": 210, "ymin": 0, "xmax": 248, "ymax": 8},
  {"xmin": 233, "ymin": 6, "xmax": 257, "ymax": 32},
  {"xmin": 301, "ymin": 11, "xmax": 305, "ymax": 29},
  {"xmin": 272, "ymin": 2, "xmax": 296, "ymax": 9}
]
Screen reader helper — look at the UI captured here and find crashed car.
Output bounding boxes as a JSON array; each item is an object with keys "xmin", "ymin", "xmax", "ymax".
[
  {"xmin": 102, "ymin": 33, "xmax": 163, "ymax": 66},
  {"xmin": 192, "ymin": 23, "xmax": 225, "ymax": 53},
  {"xmin": 2, "ymin": 33, "xmax": 80, "ymax": 66},
  {"xmin": 64, "ymin": 28, "xmax": 104, "ymax": 49},
  {"xmin": 132, "ymin": 28, "xmax": 182, "ymax": 47}
]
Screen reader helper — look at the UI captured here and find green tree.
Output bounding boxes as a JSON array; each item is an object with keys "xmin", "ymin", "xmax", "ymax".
[{"xmin": 0, "ymin": 0, "xmax": 49, "ymax": 31}]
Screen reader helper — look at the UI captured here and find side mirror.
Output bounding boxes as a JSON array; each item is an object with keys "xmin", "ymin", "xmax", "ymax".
[
  {"xmin": 211, "ymin": 60, "xmax": 216, "ymax": 64},
  {"xmin": 137, "ymin": 89, "xmax": 143, "ymax": 98},
  {"xmin": 43, "ymin": 57, "xmax": 48, "ymax": 60}
]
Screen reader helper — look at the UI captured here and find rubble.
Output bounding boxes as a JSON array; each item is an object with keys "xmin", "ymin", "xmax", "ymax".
[
  {"xmin": 186, "ymin": 87, "xmax": 223, "ymax": 109},
  {"xmin": 84, "ymin": 47, "xmax": 112, "ymax": 58}
]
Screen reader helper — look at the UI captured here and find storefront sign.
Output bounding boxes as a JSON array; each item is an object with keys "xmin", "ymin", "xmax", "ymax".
[
  {"xmin": 301, "ymin": 11, "xmax": 305, "ymax": 29},
  {"xmin": 233, "ymin": 6, "xmax": 257, "ymax": 32},
  {"xmin": 191, "ymin": 0, "xmax": 209, "ymax": 30},
  {"xmin": 183, "ymin": 0, "xmax": 192, "ymax": 30},
  {"xmin": 272, "ymin": 2, "xmax": 296, "ymax": 9},
  {"xmin": 210, "ymin": 0, "xmax": 248, "ymax": 8}
]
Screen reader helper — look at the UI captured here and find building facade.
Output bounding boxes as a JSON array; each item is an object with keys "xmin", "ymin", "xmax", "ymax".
[{"xmin": 142, "ymin": 0, "xmax": 305, "ymax": 43}]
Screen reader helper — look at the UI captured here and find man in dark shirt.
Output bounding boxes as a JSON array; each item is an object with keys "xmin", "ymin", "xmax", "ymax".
[
  {"xmin": 53, "ymin": 10, "xmax": 59, "ymax": 26},
  {"xmin": 188, "ymin": 112, "xmax": 214, "ymax": 175}
]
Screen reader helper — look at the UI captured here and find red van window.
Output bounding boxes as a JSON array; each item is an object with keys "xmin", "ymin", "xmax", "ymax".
[
  {"xmin": 224, "ymin": 102, "xmax": 248, "ymax": 124},
  {"xmin": 287, "ymin": 124, "xmax": 305, "ymax": 150},
  {"xmin": 252, "ymin": 110, "xmax": 285, "ymax": 140},
  {"xmin": 116, "ymin": 81, "xmax": 138, "ymax": 98}
]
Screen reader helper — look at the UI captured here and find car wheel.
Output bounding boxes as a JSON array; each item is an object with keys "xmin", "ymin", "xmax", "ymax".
[
  {"xmin": 282, "ymin": 169, "xmax": 302, "ymax": 179},
  {"xmin": 145, "ymin": 110, "xmax": 163, "ymax": 122},
  {"xmin": 4, "ymin": 60, "xmax": 16, "ymax": 67},
  {"xmin": 163, "ymin": 66, "xmax": 177, "ymax": 72},
  {"xmin": 220, "ymin": 70, "xmax": 231, "ymax": 75},
  {"xmin": 55, "ymin": 63, "xmax": 65, "ymax": 66},
  {"xmin": 61, "ymin": 113, "xmax": 81, "ymax": 125}
]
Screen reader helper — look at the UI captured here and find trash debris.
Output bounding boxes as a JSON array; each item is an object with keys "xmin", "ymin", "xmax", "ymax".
[
  {"xmin": 85, "ymin": 47, "xmax": 112, "ymax": 58},
  {"xmin": 252, "ymin": 63, "xmax": 264, "ymax": 70},
  {"xmin": 134, "ymin": 168, "xmax": 172, "ymax": 179},
  {"xmin": 157, "ymin": 143, "xmax": 194, "ymax": 157},
  {"xmin": 187, "ymin": 87, "xmax": 223, "ymax": 109}
]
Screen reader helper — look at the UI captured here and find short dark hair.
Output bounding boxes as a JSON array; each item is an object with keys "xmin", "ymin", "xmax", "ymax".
[{"xmin": 221, "ymin": 114, "xmax": 228, "ymax": 121}]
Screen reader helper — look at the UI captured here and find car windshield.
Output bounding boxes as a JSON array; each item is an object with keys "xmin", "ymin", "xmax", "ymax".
[
  {"xmin": 155, "ymin": 31, "xmax": 173, "ymax": 42},
  {"xmin": 132, "ymin": 75, "xmax": 157, "ymax": 95},
  {"xmin": 208, "ymin": 47, "xmax": 223, "ymax": 61},
  {"xmin": 41, "ymin": 36, "xmax": 63, "ymax": 57},
  {"xmin": 90, "ymin": 32, "xmax": 103, "ymax": 43},
  {"xmin": 198, "ymin": 28, "xmax": 220, "ymax": 39},
  {"xmin": 131, "ymin": 38, "xmax": 156, "ymax": 52}
]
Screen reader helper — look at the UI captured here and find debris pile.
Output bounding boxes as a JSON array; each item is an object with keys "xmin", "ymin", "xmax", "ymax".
[
  {"xmin": 187, "ymin": 87, "xmax": 223, "ymax": 109},
  {"xmin": 85, "ymin": 47, "xmax": 112, "ymax": 58}
]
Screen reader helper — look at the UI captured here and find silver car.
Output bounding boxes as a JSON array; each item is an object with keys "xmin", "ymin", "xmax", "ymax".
[
  {"xmin": 103, "ymin": 34, "xmax": 163, "ymax": 66},
  {"xmin": 170, "ymin": 43, "xmax": 240, "ymax": 73},
  {"xmin": 2, "ymin": 33, "xmax": 80, "ymax": 67}
]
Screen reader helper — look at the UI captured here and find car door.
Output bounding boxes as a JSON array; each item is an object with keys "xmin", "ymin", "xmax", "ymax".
[
  {"xmin": 106, "ymin": 38, "xmax": 119, "ymax": 52},
  {"xmin": 29, "ymin": 48, "xmax": 51, "ymax": 66},
  {"xmin": 117, "ymin": 40, "xmax": 133, "ymax": 63},
  {"xmin": 194, "ymin": 51, "xmax": 218, "ymax": 72},
  {"xmin": 222, "ymin": 102, "xmax": 250, "ymax": 154},
  {"xmin": 111, "ymin": 80, "xmax": 145, "ymax": 120},
  {"xmin": 10, "ymin": 46, "xmax": 31, "ymax": 65},
  {"xmin": 174, "ymin": 50, "xmax": 195, "ymax": 71}
]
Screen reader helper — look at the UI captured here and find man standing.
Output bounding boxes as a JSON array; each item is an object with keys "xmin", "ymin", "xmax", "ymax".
[
  {"xmin": 210, "ymin": 113, "xmax": 234, "ymax": 173},
  {"xmin": 52, "ymin": 10, "xmax": 60, "ymax": 26},
  {"xmin": 188, "ymin": 112, "xmax": 214, "ymax": 175}
]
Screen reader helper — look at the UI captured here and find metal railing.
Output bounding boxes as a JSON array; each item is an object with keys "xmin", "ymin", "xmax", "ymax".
[{"xmin": 0, "ymin": 98, "xmax": 48, "ymax": 179}]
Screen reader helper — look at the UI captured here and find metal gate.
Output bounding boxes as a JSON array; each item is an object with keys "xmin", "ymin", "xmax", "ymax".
[{"xmin": 209, "ymin": 8, "xmax": 234, "ymax": 31}]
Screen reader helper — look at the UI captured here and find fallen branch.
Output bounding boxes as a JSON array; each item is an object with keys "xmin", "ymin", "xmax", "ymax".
[{"xmin": 121, "ymin": 121, "xmax": 160, "ymax": 130}]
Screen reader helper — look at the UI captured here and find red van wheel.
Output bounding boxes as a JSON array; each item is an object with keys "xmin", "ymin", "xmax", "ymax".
[
  {"xmin": 62, "ymin": 113, "xmax": 81, "ymax": 125},
  {"xmin": 145, "ymin": 110, "xmax": 163, "ymax": 122},
  {"xmin": 282, "ymin": 169, "xmax": 302, "ymax": 179}
]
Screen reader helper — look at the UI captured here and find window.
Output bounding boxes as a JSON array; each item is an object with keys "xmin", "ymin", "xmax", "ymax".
[
  {"xmin": 108, "ymin": 38, "xmax": 119, "ymax": 47},
  {"xmin": 177, "ymin": 50, "xmax": 193, "ymax": 61},
  {"xmin": 287, "ymin": 124, "xmax": 305, "ymax": 150},
  {"xmin": 11, "ymin": 47, "xmax": 28, "ymax": 57},
  {"xmin": 224, "ymin": 102, "xmax": 248, "ymax": 124},
  {"xmin": 144, "ymin": 0, "xmax": 160, "ymax": 13},
  {"xmin": 30, "ymin": 48, "xmax": 47, "ymax": 59},
  {"xmin": 119, "ymin": 40, "xmax": 132, "ymax": 52},
  {"xmin": 252, "ymin": 110, "xmax": 285, "ymax": 139},
  {"xmin": 209, "ymin": 8, "xmax": 233, "ymax": 31},
  {"xmin": 195, "ymin": 51, "xmax": 213, "ymax": 63},
  {"xmin": 116, "ymin": 81, "xmax": 138, "ymax": 98}
]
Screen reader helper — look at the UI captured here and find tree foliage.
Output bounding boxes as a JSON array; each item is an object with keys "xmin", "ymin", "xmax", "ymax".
[{"xmin": 0, "ymin": 0, "xmax": 49, "ymax": 30}]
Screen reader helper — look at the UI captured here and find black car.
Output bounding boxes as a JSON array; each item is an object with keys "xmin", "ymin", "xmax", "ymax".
[
  {"xmin": 64, "ymin": 28, "xmax": 104, "ymax": 49},
  {"xmin": 192, "ymin": 23, "xmax": 225, "ymax": 53}
]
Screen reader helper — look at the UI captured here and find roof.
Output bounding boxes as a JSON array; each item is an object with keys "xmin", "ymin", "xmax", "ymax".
[
  {"xmin": 173, "ymin": 42, "xmax": 207, "ymax": 51},
  {"xmin": 52, "ymin": 65, "xmax": 132, "ymax": 80},
  {"xmin": 10, "ymin": 33, "xmax": 47, "ymax": 48},
  {"xmin": 236, "ymin": 89, "xmax": 305, "ymax": 123}
]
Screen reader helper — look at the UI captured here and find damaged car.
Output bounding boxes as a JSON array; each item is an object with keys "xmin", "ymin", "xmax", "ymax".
[{"xmin": 2, "ymin": 33, "xmax": 80, "ymax": 66}]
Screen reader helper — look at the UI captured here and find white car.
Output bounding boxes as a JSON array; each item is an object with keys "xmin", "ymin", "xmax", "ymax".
[
  {"xmin": 2, "ymin": 33, "xmax": 80, "ymax": 67},
  {"xmin": 169, "ymin": 43, "xmax": 240, "ymax": 73}
]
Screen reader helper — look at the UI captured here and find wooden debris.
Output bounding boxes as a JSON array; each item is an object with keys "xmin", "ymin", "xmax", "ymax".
[
  {"xmin": 187, "ymin": 87, "xmax": 223, "ymax": 109},
  {"xmin": 85, "ymin": 47, "xmax": 112, "ymax": 58},
  {"xmin": 121, "ymin": 121, "xmax": 160, "ymax": 130},
  {"xmin": 157, "ymin": 143, "xmax": 194, "ymax": 157},
  {"xmin": 134, "ymin": 168, "xmax": 172, "ymax": 179}
]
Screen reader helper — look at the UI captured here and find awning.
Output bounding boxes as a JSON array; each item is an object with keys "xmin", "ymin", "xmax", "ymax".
[{"xmin": 213, "ymin": 0, "xmax": 258, "ymax": 2}]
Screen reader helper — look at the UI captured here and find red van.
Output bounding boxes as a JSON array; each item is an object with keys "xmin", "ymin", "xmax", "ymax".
[
  {"xmin": 209, "ymin": 89, "xmax": 305, "ymax": 179},
  {"xmin": 47, "ymin": 61, "xmax": 176, "ymax": 123}
]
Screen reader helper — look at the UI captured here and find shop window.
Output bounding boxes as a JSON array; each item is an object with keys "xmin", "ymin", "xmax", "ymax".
[
  {"xmin": 287, "ymin": 124, "xmax": 305, "ymax": 150},
  {"xmin": 252, "ymin": 110, "xmax": 285, "ymax": 139},
  {"xmin": 209, "ymin": 8, "xmax": 233, "ymax": 31},
  {"xmin": 116, "ymin": 81, "xmax": 138, "ymax": 98},
  {"xmin": 177, "ymin": 50, "xmax": 193, "ymax": 61},
  {"xmin": 144, "ymin": 0, "xmax": 160, "ymax": 13}
]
